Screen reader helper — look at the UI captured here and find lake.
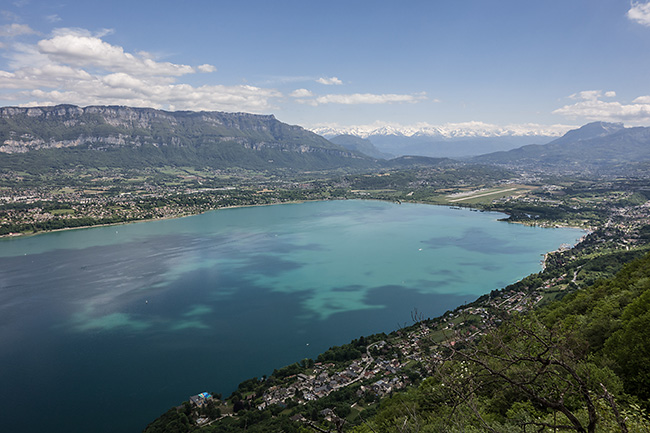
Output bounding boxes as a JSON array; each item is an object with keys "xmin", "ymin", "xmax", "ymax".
[{"xmin": 0, "ymin": 200, "xmax": 585, "ymax": 433}]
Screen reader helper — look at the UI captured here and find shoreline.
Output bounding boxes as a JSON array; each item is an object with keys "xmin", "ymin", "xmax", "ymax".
[
  {"xmin": 0, "ymin": 198, "xmax": 590, "ymax": 242},
  {"xmin": 0, "ymin": 199, "xmax": 321, "ymax": 240},
  {"xmin": 2, "ymin": 196, "xmax": 592, "ymax": 281},
  {"xmin": 541, "ymin": 231, "xmax": 591, "ymax": 271},
  {"xmin": 0, "ymin": 197, "xmax": 416, "ymax": 239}
]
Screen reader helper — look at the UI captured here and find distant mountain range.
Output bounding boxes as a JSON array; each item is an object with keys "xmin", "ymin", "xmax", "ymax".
[
  {"xmin": 311, "ymin": 124, "xmax": 565, "ymax": 158},
  {"xmin": 2, "ymin": 105, "xmax": 648, "ymax": 176},
  {"xmin": 473, "ymin": 121, "xmax": 650, "ymax": 175},
  {"xmin": 311, "ymin": 123, "xmax": 569, "ymax": 140},
  {"xmin": 0, "ymin": 105, "xmax": 377, "ymax": 172}
]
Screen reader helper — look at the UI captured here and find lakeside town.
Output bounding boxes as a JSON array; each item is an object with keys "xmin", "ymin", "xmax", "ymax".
[{"xmin": 3, "ymin": 166, "xmax": 650, "ymax": 238}]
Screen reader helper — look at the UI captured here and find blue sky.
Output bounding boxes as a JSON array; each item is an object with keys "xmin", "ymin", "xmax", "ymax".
[{"xmin": 1, "ymin": 0, "xmax": 650, "ymax": 135}]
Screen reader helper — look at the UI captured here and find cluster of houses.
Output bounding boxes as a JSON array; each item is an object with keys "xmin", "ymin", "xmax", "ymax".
[
  {"xmin": 257, "ymin": 341, "xmax": 417, "ymax": 409},
  {"xmin": 394, "ymin": 324, "xmax": 433, "ymax": 363},
  {"xmin": 358, "ymin": 377, "xmax": 406, "ymax": 398},
  {"xmin": 259, "ymin": 360, "xmax": 365, "ymax": 409}
]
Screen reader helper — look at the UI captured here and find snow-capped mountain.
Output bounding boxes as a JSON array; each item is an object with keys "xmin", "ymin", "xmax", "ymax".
[
  {"xmin": 310, "ymin": 122, "xmax": 573, "ymax": 158},
  {"xmin": 310, "ymin": 122, "xmax": 572, "ymax": 140}
]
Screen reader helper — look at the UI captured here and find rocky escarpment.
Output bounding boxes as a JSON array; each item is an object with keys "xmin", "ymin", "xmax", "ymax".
[{"xmin": 0, "ymin": 105, "xmax": 373, "ymax": 170}]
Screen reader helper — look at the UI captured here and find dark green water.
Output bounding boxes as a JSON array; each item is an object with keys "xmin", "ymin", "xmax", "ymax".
[{"xmin": 0, "ymin": 200, "xmax": 584, "ymax": 432}]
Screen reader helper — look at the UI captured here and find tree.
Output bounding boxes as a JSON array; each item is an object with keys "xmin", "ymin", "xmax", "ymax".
[
  {"xmin": 436, "ymin": 315, "xmax": 623, "ymax": 433},
  {"xmin": 233, "ymin": 399, "xmax": 246, "ymax": 413},
  {"xmin": 605, "ymin": 288, "xmax": 650, "ymax": 401}
]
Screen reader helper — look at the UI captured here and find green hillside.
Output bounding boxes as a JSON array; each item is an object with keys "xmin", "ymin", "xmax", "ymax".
[{"xmin": 355, "ymin": 252, "xmax": 650, "ymax": 432}]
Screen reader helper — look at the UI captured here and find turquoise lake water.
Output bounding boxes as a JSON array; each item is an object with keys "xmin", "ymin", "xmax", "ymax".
[{"xmin": 0, "ymin": 200, "xmax": 585, "ymax": 432}]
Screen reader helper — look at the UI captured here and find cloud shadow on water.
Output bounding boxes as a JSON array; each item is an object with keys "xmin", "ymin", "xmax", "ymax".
[
  {"xmin": 236, "ymin": 253, "xmax": 304, "ymax": 277},
  {"xmin": 423, "ymin": 227, "xmax": 529, "ymax": 255},
  {"xmin": 331, "ymin": 285, "xmax": 365, "ymax": 292},
  {"xmin": 316, "ymin": 284, "xmax": 478, "ymax": 343}
]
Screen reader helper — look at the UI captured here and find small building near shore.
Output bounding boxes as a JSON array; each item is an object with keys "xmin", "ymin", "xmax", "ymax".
[{"xmin": 190, "ymin": 392, "xmax": 213, "ymax": 407}]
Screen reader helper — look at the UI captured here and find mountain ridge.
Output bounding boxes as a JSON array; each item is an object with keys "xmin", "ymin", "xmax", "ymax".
[
  {"xmin": 311, "ymin": 123, "xmax": 568, "ymax": 158},
  {"xmin": 311, "ymin": 122, "xmax": 569, "ymax": 139},
  {"xmin": 546, "ymin": 121, "xmax": 625, "ymax": 146},
  {"xmin": 0, "ymin": 104, "xmax": 377, "ymax": 171},
  {"xmin": 473, "ymin": 121, "xmax": 650, "ymax": 175}
]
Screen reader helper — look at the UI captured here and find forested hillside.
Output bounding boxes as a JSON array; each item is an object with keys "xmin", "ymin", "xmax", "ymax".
[{"xmin": 355, "ymin": 252, "xmax": 650, "ymax": 432}]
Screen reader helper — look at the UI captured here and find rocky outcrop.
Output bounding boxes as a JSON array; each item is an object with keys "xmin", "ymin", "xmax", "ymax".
[{"xmin": 0, "ymin": 104, "xmax": 373, "ymax": 170}]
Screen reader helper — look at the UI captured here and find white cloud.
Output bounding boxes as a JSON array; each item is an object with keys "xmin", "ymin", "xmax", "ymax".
[
  {"xmin": 10, "ymin": 81, "xmax": 282, "ymax": 113},
  {"xmin": 93, "ymin": 28, "xmax": 116, "ymax": 38},
  {"xmin": 311, "ymin": 92, "xmax": 427, "ymax": 105},
  {"xmin": 569, "ymin": 90, "xmax": 613, "ymax": 102},
  {"xmin": 101, "ymin": 72, "xmax": 147, "ymax": 89},
  {"xmin": 46, "ymin": 14, "xmax": 62, "ymax": 23},
  {"xmin": 197, "ymin": 64, "xmax": 216, "ymax": 73},
  {"xmin": 554, "ymin": 90, "xmax": 650, "ymax": 124},
  {"xmin": 37, "ymin": 31, "xmax": 195, "ymax": 77},
  {"xmin": 49, "ymin": 28, "xmax": 115, "ymax": 39},
  {"xmin": 316, "ymin": 76, "xmax": 343, "ymax": 85},
  {"xmin": 289, "ymin": 88, "xmax": 313, "ymax": 98},
  {"xmin": 7, "ymin": 41, "xmax": 54, "ymax": 70},
  {"xmin": 0, "ymin": 23, "xmax": 37, "ymax": 37},
  {"xmin": 1, "ymin": 11, "xmax": 21, "ymax": 21},
  {"xmin": 0, "ymin": 28, "xmax": 284, "ymax": 112},
  {"xmin": 628, "ymin": 2, "xmax": 650, "ymax": 26},
  {"xmin": 0, "ymin": 27, "xmax": 427, "ymax": 115}
]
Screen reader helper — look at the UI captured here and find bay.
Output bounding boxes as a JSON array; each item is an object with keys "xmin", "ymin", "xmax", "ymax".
[{"xmin": 0, "ymin": 200, "xmax": 585, "ymax": 433}]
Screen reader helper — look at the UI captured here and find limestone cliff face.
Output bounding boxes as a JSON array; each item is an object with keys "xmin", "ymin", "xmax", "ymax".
[
  {"xmin": 0, "ymin": 105, "xmax": 336, "ymax": 150},
  {"xmin": 0, "ymin": 105, "xmax": 276, "ymax": 129},
  {"xmin": 0, "ymin": 105, "xmax": 371, "ymax": 170}
]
